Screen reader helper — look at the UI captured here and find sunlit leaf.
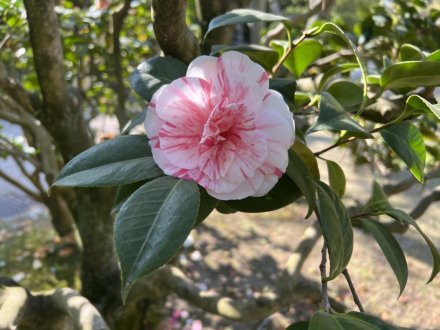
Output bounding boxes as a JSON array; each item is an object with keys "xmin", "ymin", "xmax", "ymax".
[
  {"xmin": 381, "ymin": 61, "xmax": 440, "ymax": 90},
  {"xmin": 399, "ymin": 44, "xmax": 423, "ymax": 61},
  {"xmin": 326, "ymin": 160, "xmax": 346, "ymax": 198},
  {"xmin": 380, "ymin": 122, "xmax": 426, "ymax": 182}
]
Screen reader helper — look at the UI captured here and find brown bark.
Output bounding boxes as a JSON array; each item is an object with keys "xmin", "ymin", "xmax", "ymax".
[
  {"xmin": 151, "ymin": 0, "xmax": 200, "ymax": 64},
  {"xmin": 23, "ymin": 0, "xmax": 121, "ymax": 318}
]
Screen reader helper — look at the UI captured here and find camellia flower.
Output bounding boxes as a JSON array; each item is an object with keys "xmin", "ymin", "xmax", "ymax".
[{"xmin": 145, "ymin": 51, "xmax": 295, "ymax": 200}]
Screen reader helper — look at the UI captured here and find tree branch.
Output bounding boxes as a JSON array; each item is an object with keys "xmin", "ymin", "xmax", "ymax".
[
  {"xmin": 0, "ymin": 286, "xmax": 109, "ymax": 330},
  {"xmin": 319, "ymin": 242, "xmax": 330, "ymax": 312},
  {"xmin": 0, "ymin": 169, "xmax": 43, "ymax": 201},
  {"xmin": 111, "ymin": 0, "xmax": 132, "ymax": 128},
  {"xmin": 342, "ymin": 269, "xmax": 364, "ymax": 312},
  {"xmin": 151, "ymin": 0, "xmax": 200, "ymax": 64}
]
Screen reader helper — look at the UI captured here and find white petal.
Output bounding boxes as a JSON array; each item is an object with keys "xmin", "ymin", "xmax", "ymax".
[
  {"xmin": 252, "ymin": 174, "xmax": 278, "ymax": 197},
  {"xmin": 187, "ymin": 55, "xmax": 219, "ymax": 83},
  {"xmin": 207, "ymin": 171, "xmax": 265, "ymax": 200}
]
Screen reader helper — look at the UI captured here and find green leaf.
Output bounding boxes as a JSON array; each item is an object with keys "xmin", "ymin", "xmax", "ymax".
[
  {"xmin": 399, "ymin": 44, "xmax": 424, "ymax": 61},
  {"xmin": 380, "ymin": 122, "xmax": 426, "ymax": 182},
  {"xmin": 285, "ymin": 320, "xmax": 309, "ymax": 330},
  {"xmin": 115, "ymin": 177, "xmax": 199, "ymax": 300},
  {"xmin": 360, "ymin": 218, "xmax": 408, "ymax": 296},
  {"xmin": 313, "ymin": 180, "xmax": 353, "ymax": 280},
  {"xmin": 327, "ymin": 81, "xmax": 363, "ymax": 108},
  {"xmin": 307, "ymin": 92, "xmax": 372, "ymax": 138},
  {"xmin": 309, "ymin": 311, "xmax": 400, "ymax": 330},
  {"xmin": 326, "ymin": 160, "xmax": 346, "ymax": 198},
  {"xmin": 426, "ymin": 49, "xmax": 440, "ymax": 62},
  {"xmin": 53, "ymin": 135, "xmax": 163, "ymax": 187},
  {"xmin": 129, "ymin": 57, "xmax": 187, "ymax": 102},
  {"xmin": 121, "ymin": 109, "xmax": 147, "ymax": 135},
  {"xmin": 112, "ymin": 181, "xmax": 148, "ymax": 214},
  {"xmin": 269, "ymin": 78, "xmax": 297, "ymax": 108},
  {"xmin": 395, "ymin": 95, "xmax": 440, "ymax": 122},
  {"xmin": 318, "ymin": 63, "xmax": 359, "ymax": 91},
  {"xmin": 215, "ymin": 202, "xmax": 237, "ymax": 214},
  {"xmin": 226, "ymin": 175, "xmax": 302, "ymax": 213},
  {"xmin": 195, "ymin": 188, "xmax": 218, "ymax": 226},
  {"xmin": 211, "ymin": 44, "xmax": 279, "ymax": 72},
  {"xmin": 286, "ymin": 149, "xmax": 316, "ymax": 218},
  {"xmin": 381, "ymin": 61, "xmax": 440, "ymax": 90},
  {"xmin": 365, "ymin": 182, "xmax": 440, "ymax": 283},
  {"xmin": 205, "ymin": 9, "xmax": 291, "ymax": 41},
  {"xmin": 271, "ymin": 39, "xmax": 322, "ymax": 77},
  {"xmin": 291, "ymin": 140, "xmax": 320, "ymax": 179},
  {"xmin": 309, "ymin": 22, "xmax": 368, "ymax": 116}
]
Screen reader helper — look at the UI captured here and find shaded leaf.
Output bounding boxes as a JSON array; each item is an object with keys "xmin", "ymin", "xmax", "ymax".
[
  {"xmin": 326, "ymin": 160, "xmax": 346, "ymax": 198},
  {"xmin": 285, "ymin": 320, "xmax": 309, "ymax": 330},
  {"xmin": 129, "ymin": 57, "xmax": 187, "ymax": 102},
  {"xmin": 318, "ymin": 63, "xmax": 359, "ymax": 91},
  {"xmin": 54, "ymin": 135, "xmax": 163, "ymax": 187},
  {"xmin": 121, "ymin": 109, "xmax": 147, "ymax": 135},
  {"xmin": 115, "ymin": 177, "xmax": 199, "ymax": 300},
  {"xmin": 195, "ymin": 188, "xmax": 218, "ymax": 226},
  {"xmin": 309, "ymin": 22, "xmax": 368, "ymax": 115},
  {"xmin": 269, "ymin": 78, "xmax": 297, "ymax": 108},
  {"xmin": 327, "ymin": 80, "xmax": 363, "ymax": 108},
  {"xmin": 313, "ymin": 180, "xmax": 353, "ymax": 280},
  {"xmin": 309, "ymin": 311, "xmax": 400, "ymax": 330},
  {"xmin": 365, "ymin": 182, "xmax": 440, "ymax": 283},
  {"xmin": 211, "ymin": 44, "xmax": 279, "ymax": 71},
  {"xmin": 380, "ymin": 122, "xmax": 426, "ymax": 182},
  {"xmin": 381, "ymin": 61, "xmax": 440, "ymax": 90},
  {"xmin": 360, "ymin": 218, "xmax": 408, "ymax": 296},
  {"xmin": 287, "ymin": 149, "xmax": 316, "ymax": 218},
  {"xmin": 112, "ymin": 181, "xmax": 149, "ymax": 214},
  {"xmin": 307, "ymin": 92, "xmax": 372, "ymax": 138},
  {"xmin": 291, "ymin": 140, "xmax": 320, "ymax": 179},
  {"xmin": 205, "ymin": 9, "xmax": 290, "ymax": 40},
  {"xmin": 226, "ymin": 175, "xmax": 302, "ymax": 213}
]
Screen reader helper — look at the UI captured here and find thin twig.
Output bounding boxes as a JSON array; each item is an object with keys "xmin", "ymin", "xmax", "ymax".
[
  {"xmin": 320, "ymin": 241, "xmax": 331, "ymax": 312},
  {"xmin": 314, "ymin": 122, "xmax": 392, "ymax": 157},
  {"xmin": 342, "ymin": 269, "xmax": 365, "ymax": 312}
]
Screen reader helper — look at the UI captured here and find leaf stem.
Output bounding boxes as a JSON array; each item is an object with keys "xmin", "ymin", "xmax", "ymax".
[
  {"xmin": 313, "ymin": 122, "xmax": 393, "ymax": 157},
  {"xmin": 320, "ymin": 241, "xmax": 331, "ymax": 312},
  {"xmin": 342, "ymin": 269, "xmax": 365, "ymax": 312},
  {"xmin": 272, "ymin": 30, "xmax": 309, "ymax": 75}
]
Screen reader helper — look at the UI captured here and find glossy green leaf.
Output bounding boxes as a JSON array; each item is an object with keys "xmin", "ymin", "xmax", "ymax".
[
  {"xmin": 53, "ymin": 135, "xmax": 163, "ymax": 187},
  {"xmin": 121, "ymin": 109, "xmax": 147, "ymax": 135},
  {"xmin": 360, "ymin": 218, "xmax": 408, "ymax": 296},
  {"xmin": 327, "ymin": 80, "xmax": 363, "ymax": 108},
  {"xmin": 269, "ymin": 78, "xmax": 297, "ymax": 108},
  {"xmin": 205, "ymin": 9, "xmax": 290, "ymax": 41},
  {"xmin": 287, "ymin": 149, "xmax": 316, "ymax": 218},
  {"xmin": 380, "ymin": 122, "xmax": 426, "ymax": 182},
  {"xmin": 313, "ymin": 180, "xmax": 353, "ymax": 280},
  {"xmin": 399, "ymin": 44, "xmax": 423, "ymax": 61},
  {"xmin": 426, "ymin": 49, "xmax": 440, "ymax": 62},
  {"xmin": 226, "ymin": 175, "xmax": 302, "ymax": 213},
  {"xmin": 318, "ymin": 63, "xmax": 359, "ymax": 91},
  {"xmin": 285, "ymin": 320, "xmax": 309, "ymax": 330},
  {"xmin": 309, "ymin": 311, "xmax": 400, "ymax": 330},
  {"xmin": 271, "ymin": 39, "xmax": 322, "ymax": 77},
  {"xmin": 381, "ymin": 61, "xmax": 440, "ymax": 90},
  {"xmin": 326, "ymin": 160, "xmax": 346, "ymax": 198},
  {"xmin": 292, "ymin": 140, "xmax": 320, "ymax": 179},
  {"xmin": 395, "ymin": 95, "xmax": 440, "ymax": 122},
  {"xmin": 211, "ymin": 44, "xmax": 279, "ymax": 71},
  {"xmin": 215, "ymin": 202, "xmax": 237, "ymax": 214},
  {"xmin": 307, "ymin": 92, "xmax": 372, "ymax": 138},
  {"xmin": 112, "ymin": 181, "xmax": 149, "ymax": 214},
  {"xmin": 309, "ymin": 22, "xmax": 368, "ymax": 115},
  {"xmin": 115, "ymin": 177, "xmax": 199, "ymax": 300},
  {"xmin": 129, "ymin": 57, "xmax": 187, "ymax": 102},
  {"xmin": 195, "ymin": 188, "xmax": 218, "ymax": 226},
  {"xmin": 365, "ymin": 182, "xmax": 440, "ymax": 283}
]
